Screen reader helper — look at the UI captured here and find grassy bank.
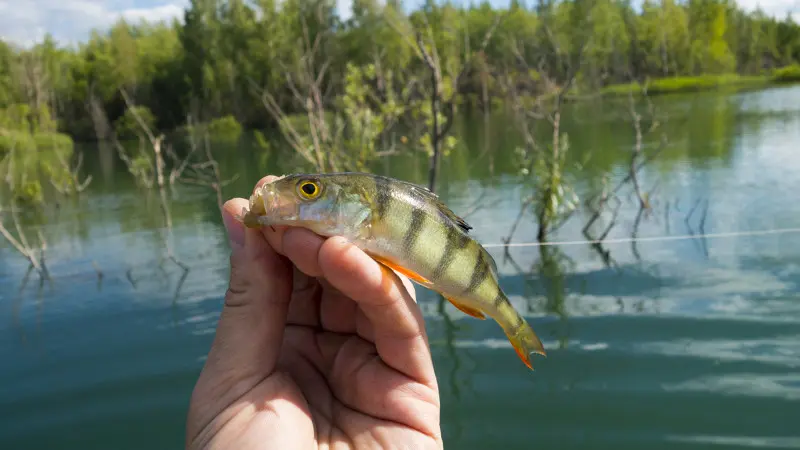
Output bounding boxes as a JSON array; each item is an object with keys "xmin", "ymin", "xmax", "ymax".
[{"xmin": 600, "ymin": 64, "xmax": 800, "ymax": 97}]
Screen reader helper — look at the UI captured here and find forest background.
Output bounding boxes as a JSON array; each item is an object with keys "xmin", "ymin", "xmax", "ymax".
[{"xmin": 2, "ymin": 0, "xmax": 800, "ymax": 209}]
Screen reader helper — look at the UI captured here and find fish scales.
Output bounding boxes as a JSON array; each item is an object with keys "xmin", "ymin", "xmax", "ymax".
[
  {"xmin": 240, "ymin": 172, "xmax": 547, "ymax": 369},
  {"xmin": 376, "ymin": 179, "xmax": 480, "ymax": 301}
]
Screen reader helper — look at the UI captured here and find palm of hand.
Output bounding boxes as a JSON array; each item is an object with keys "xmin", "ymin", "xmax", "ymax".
[
  {"xmin": 186, "ymin": 197, "xmax": 442, "ymax": 450},
  {"xmin": 243, "ymin": 274, "xmax": 440, "ymax": 449}
]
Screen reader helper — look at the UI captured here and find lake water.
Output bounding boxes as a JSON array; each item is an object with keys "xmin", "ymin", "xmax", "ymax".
[{"xmin": 2, "ymin": 86, "xmax": 800, "ymax": 449}]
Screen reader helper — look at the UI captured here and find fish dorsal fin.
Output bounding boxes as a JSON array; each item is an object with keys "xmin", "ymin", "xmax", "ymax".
[
  {"xmin": 385, "ymin": 176, "xmax": 473, "ymax": 233},
  {"xmin": 436, "ymin": 202, "xmax": 473, "ymax": 233}
]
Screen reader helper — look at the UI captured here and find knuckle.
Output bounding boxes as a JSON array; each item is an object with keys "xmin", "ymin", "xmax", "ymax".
[{"xmin": 225, "ymin": 260, "xmax": 254, "ymax": 307}]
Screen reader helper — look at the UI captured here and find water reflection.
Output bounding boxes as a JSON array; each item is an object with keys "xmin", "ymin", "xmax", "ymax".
[{"xmin": 667, "ymin": 435, "xmax": 800, "ymax": 449}]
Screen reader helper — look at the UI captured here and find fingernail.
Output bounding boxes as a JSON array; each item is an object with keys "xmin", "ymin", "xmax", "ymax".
[{"xmin": 223, "ymin": 212, "xmax": 245, "ymax": 251}]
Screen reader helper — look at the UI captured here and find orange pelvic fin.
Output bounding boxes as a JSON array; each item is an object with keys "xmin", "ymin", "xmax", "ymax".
[
  {"xmin": 445, "ymin": 296, "xmax": 486, "ymax": 320},
  {"xmin": 370, "ymin": 255, "xmax": 432, "ymax": 285}
]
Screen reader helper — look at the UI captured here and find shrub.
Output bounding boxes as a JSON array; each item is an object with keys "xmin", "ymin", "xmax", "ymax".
[{"xmin": 772, "ymin": 64, "xmax": 800, "ymax": 83}]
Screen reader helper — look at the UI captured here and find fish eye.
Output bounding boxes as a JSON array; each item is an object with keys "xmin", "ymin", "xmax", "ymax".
[{"xmin": 297, "ymin": 180, "xmax": 321, "ymax": 200}]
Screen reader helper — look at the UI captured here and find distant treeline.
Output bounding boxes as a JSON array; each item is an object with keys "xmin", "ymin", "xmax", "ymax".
[{"xmin": 2, "ymin": 0, "xmax": 800, "ymax": 142}]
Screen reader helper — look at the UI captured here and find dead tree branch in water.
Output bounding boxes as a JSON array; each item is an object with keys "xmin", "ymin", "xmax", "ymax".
[
  {"xmin": 250, "ymin": 12, "xmax": 333, "ymax": 172},
  {"xmin": 50, "ymin": 146, "xmax": 92, "ymax": 195},
  {"xmin": 502, "ymin": 196, "xmax": 534, "ymax": 253},
  {"xmin": 167, "ymin": 115, "xmax": 240, "ymax": 300},
  {"xmin": 92, "ymin": 260, "xmax": 104, "ymax": 286},
  {"xmin": 582, "ymin": 175, "xmax": 622, "ymax": 267},
  {"xmin": 254, "ymin": 78, "xmax": 325, "ymax": 170},
  {"xmin": 582, "ymin": 175, "xmax": 621, "ymax": 239},
  {"xmin": 413, "ymin": 28, "xmax": 444, "ymax": 193},
  {"xmin": 117, "ymin": 91, "xmax": 188, "ymax": 276},
  {"xmin": 177, "ymin": 116, "xmax": 239, "ymax": 212},
  {"xmin": 252, "ymin": 12, "xmax": 412, "ymax": 173},
  {"xmin": 110, "ymin": 131, "xmax": 156, "ymax": 187},
  {"xmin": 166, "ymin": 133, "xmax": 197, "ymax": 185},
  {"xmin": 386, "ymin": 12, "xmax": 504, "ymax": 192},
  {"xmin": 107, "ymin": 101, "xmax": 239, "ymax": 298},
  {"xmin": 683, "ymin": 197, "xmax": 710, "ymax": 257},
  {"xmin": 0, "ymin": 205, "xmax": 49, "ymax": 278},
  {"xmin": 582, "ymin": 78, "xmax": 667, "ymax": 259},
  {"xmin": 86, "ymin": 93, "xmax": 153, "ymax": 188},
  {"xmin": 625, "ymin": 80, "xmax": 668, "ymax": 259},
  {"xmin": 119, "ymin": 87, "xmax": 166, "ymax": 188},
  {"xmin": 422, "ymin": 16, "xmax": 503, "ymax": 193},
  {"xmin": 155, "ymin": 184, "xmax": 188, "ymax": 273},
  {"xmin": 86, "ymin": 88, "xmax": 112, "ymax": 142},
  {"xmin": 0, "ymin": 151, "xmax": 50, "ymax": 279},
  {"xmin": 499, "ymin": 9, "xmax": 589, "ymax": 244},
  {"xmin": 626, "ymin": 88, "xmax": 661, "ymax": 212},
  {"xmin": 109, "ymin": 90, "xmax": 238, "ymax": 291},
  {"xmin": 152, "ymin": 153, "xmax": 188, "ymax": 275}
]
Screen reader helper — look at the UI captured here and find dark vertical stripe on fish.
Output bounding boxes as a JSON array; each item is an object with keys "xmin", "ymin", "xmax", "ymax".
[
  {"xmin": 374, "ymin": 176, "xmax": 390, "ymax": 220},
  {"xmin": 465, "ymin": 245, "xmax": 490, "ymax": 295},
  {"xmin": 493, "ymin": 291, "xmax": 524, "ymax": 328},
  {"xmin": 433, "ymin": 225, "xmax": 469, "ymax": 281},
  {"xmin": 492, "ymin": 291, "xmax": 505, "ymax": 308},
  {"xmin": 403, "ymin": 206, "xmax": 426, "ymax": 253}
]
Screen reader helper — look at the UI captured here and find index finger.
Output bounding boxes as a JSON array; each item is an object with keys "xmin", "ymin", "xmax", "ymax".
[{"xmin": 317, "ymin": 237, "xmax": 436, "ymax": 386}]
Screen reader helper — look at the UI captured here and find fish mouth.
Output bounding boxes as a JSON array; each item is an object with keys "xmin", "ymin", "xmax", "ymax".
[
  {"xmin": 242, "ymin": 183, "xmax": 299, "ymax": 227},
  {"xmin": 261, "ymin": 185, "xmax": 299, "ymax": 224}
]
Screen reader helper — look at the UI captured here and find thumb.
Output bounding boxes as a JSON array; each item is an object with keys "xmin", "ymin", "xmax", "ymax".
[
  {"xmin": 187, "ymin": 199, "xmax": 293, "ymax": 442},
  {"xmin": 207, "ymin": 198, "xmax": 293, "ymax": 378}
]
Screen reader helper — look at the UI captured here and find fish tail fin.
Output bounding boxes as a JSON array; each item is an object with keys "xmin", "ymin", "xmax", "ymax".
[
  {"xmin": 504, "ymin": 320, "xmax": 547, "ymax": 370},
  {"xmin": 495, "ymin": 294, "xmax": 546, "ymax": 370}
]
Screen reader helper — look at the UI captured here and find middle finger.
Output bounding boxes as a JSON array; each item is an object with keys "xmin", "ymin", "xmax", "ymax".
[
  {"xmin": 281, "ymin": 229, "xmax": 375, "ymax": 339},
  {"xmin": 286, "ymin": 267, "xmax": 321, "ymax": 327},
  {"xmin": 317, "ymin": 278, "xmax": 362, "ymax": 336}
]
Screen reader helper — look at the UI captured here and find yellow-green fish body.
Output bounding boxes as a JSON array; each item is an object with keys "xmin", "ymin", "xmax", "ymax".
[{"xmin": 240, "ymin": 172, "xmax": 546, "ymax": 369}]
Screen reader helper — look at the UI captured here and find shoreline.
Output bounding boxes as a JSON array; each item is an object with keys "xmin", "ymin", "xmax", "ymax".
[{"xmin": 597, "ymin": 65, "xmax": 800, "ymax": 98}]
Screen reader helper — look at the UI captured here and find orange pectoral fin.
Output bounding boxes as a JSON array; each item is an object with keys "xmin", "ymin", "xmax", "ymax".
[
  {"xmin": 369, "ymin": 255, "xmax": 432, "ymax": 285},
  {"xmin": 445, "ymin": 296, "xmax": 486, "ymax": 320}
]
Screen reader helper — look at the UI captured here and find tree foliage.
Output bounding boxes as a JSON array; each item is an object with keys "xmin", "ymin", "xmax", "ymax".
[{"xmin": 0, "ymin": 0, "xmax": 798, "ymax": 143}]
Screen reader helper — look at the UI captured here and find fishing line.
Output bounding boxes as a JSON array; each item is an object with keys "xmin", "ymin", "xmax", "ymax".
[{"xmin": 480, "ymin": 227, "xmax": 800, "ymax": 248}]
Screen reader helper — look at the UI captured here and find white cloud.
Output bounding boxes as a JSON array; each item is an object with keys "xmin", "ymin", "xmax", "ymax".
[
  {"xmin": 0, "ymin": 0, "xmax": 188, "ymax": 48},
  {"xmin": 338, "ymin": 0, "xmax": 354, "ymax": 21},
  {"xmin": 120, "ymin": 3, "xmax": 187, "ymax": 23},
  {"xmin": 735, "ymin": 0, "xmax": 800, "ymax": 25},
  {"xmin": 736, "ymin": 0, "xmax": 800, "ymax": 18}
]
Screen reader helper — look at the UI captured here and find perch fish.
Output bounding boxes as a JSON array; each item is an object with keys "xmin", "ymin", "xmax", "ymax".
[{"xmin": 239, "ymin": 172, "xmax": 546, "ymax": 369}]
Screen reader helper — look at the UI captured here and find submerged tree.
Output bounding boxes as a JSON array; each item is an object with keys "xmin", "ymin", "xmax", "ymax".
[{"xmin": 499, "ymin": 0, "xmax": 591, "ymax": 244}]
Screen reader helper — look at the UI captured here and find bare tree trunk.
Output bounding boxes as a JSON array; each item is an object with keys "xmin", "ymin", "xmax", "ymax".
[
  {"xmin": 119, "ymin": 87, "xmax": 166, "ymax": 187},
  {"xmin": 427, "ymin": 63, "xmax": 441, "ymax": 192},
  {"xmin": 393, "ymin": 14, "xmax": 503, "ymax": 193},
  {"xmin": 153, "ymin": 135, "xmax": 165, "ymax": 188},
  {"xmin": 87, "ymin": 89, "xmax": 112, "ymax": 142}
]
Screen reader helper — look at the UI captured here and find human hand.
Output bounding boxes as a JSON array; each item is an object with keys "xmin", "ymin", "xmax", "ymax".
[{"xmin": 185, "ymin": 176, "xmax": 443, "ymax": 449}]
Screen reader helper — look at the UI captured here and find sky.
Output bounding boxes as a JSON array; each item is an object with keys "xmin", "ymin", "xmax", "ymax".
[{"xmin": 0, "ymin": 0, "xmax": 797, "ymax": 48}]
